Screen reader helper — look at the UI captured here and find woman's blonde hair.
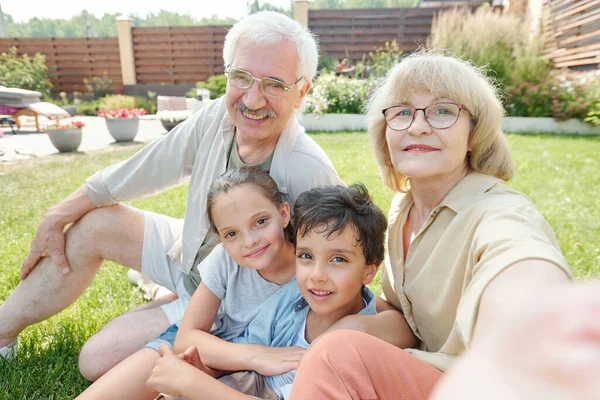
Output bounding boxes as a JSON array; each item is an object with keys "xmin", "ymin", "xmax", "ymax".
[{"xmin": 366, "ymin": 50, "xmax": 514, "ymax": 192}]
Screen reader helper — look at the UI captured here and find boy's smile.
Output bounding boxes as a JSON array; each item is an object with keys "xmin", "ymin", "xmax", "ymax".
[{"xmin": 295, "ymin": 224, "xmax": 377, "ymax": 322}]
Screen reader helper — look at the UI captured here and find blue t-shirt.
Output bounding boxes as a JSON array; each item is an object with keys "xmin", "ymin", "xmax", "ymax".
[{"xmin": 233, "ymin": 279, "xmax": 377, "ymax": 398}]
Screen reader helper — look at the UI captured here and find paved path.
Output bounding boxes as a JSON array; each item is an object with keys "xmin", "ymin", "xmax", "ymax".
[{"xmin": 0, "ymin": 116, "xmax": 167, "ymax": 162}]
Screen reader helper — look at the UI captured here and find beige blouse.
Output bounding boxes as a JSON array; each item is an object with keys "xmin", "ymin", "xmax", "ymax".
[{"xmin": 382, "ymin": 172, "xmax": 572, "ymax": 371}]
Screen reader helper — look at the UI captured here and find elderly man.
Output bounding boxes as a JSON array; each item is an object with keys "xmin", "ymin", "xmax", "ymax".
[{"xmin": 0, "ymin": 11, "xmax": 342, "ymax": 380}]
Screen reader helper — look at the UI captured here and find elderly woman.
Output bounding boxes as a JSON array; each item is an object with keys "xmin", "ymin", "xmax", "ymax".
[{"xmin": 288, "ymin": 52, "xmax": 574, "ymax": 398}]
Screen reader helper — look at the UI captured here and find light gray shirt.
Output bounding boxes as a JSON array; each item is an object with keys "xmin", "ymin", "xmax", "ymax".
[
  {"xmin": 85, "ymin": 96, "xmax": 343, "ymax": 274},
  {"xmin": 200, "ymin": 243, "xmax": 286, "ymax": 341}
]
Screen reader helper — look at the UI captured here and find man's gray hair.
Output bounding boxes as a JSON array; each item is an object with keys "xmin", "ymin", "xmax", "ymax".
[{"xmin": 223, "ymin": 11, "xmax": 319, "ymax": 85}]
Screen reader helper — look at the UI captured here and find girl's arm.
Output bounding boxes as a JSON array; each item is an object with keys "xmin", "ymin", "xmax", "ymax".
[
  {"xmin": 175, "ymin": 283, "xmax": 304, "ymax": 376},
  {"xmin": 147, "ymin": 344, "xmax": 253, "ymax": 400}
]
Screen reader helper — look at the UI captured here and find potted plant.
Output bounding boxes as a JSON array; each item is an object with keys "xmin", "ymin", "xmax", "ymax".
[
  {"xmin": 46, "ymin": 120, "xmax": 85, "ymax": 152},
  {"xmin": 97, "ymin": 107, "xmax": 147, "ymax": 142},
  {"xmin": 157, "ymin": 110, "xmax": 191, "ymax": 132}
]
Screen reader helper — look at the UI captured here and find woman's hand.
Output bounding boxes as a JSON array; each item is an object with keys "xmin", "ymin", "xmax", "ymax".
[{"xmin": 433, "ymin": 281, "xmax": 600, "ymax": 400}]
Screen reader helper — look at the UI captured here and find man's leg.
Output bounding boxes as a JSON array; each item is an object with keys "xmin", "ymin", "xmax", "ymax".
[
  {"xmin": 0, "ymin": 205, "xmax": 145, "ymax": 348},
  {"xmin": 78, "ymin": 294, "xmax": 176, "ymax": 381},
  {"xmin": 289, "ymin": 330, "xmax": 444, "ymax": 400}
]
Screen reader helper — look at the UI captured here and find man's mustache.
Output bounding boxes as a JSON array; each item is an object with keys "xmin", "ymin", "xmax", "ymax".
[{"xmin": 234, "ymin": 102, "xmax": 277, "ymax": 119}]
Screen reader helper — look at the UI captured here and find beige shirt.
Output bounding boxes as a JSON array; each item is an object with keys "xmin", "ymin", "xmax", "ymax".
[
  {"xmin": 85, "ymin": 97, "xmax": 343, "ymax": 274},
  {"xmin": 382, "ymin": 172, "xmax": 572, "ymax": 372}
]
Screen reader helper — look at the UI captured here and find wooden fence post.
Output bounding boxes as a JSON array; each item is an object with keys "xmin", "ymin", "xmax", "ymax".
[
  {"xmin": 116, "ymin": 16, "xmax": 136, "ymax": 85},
  {"xmin": 295, "ymin": 0, "xmax": 309, "ymax": 27}
]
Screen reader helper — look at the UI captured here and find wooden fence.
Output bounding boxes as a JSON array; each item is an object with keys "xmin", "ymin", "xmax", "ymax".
[
  {"xmin": 542, "ymin": 0, "xmax": 600, "ymax": 69},
  {"xmin": 0, "ymin": 37, "xmax": 123, "ymax": 93},
  {"xmin": 308, "ymin": 7, "xmax": 472, "ymax": 62},
  {"xmin": 131, "ymin": 26, "xmax": 228, "ymax": 84}
]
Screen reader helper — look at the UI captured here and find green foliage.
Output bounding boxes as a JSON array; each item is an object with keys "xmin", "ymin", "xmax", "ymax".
[
  {"xmin": 363, "ymin": 40, "xmax": 402, "ymax": 78},
  {"xmin": 428, "ymin": 6, "xmax": 551, "ymax": 89},
  {"xmin": 317, "ymin": 57, "xmax": 341, "ymax": 74},
  {"xmin": 187, "ymin": 74, "xmax": 227, "ymax": 100},
  {"xmin": 76, "ymin": 100, "xmax": 101, "ymax": 116},
  {"xmin": 248, "ymin": 0, "xmax": 294, "ymax": 17},
  {"xmin": 84, "ymin": 72, "xmax": 113, "ymax": 100},
  {"xmin": 308, "ymin": 42, "xmax": 400, "ymax": 113},
  {"xmin": 133, "ymin": 96, "xmax": 157, "ymax": 115},
  {"xmin": 0, "ymin": 47, "xmax": 53, "ymax": 97},
  {"xmin": 4, "ymin": 10, "xmax": 236, "ymax": 38},
  {"xmin": 305, "ymin": 73, "xmax": 378, "ymax": 114},
  {"xmin": 98, "ymin": 95, "xmax": 135, "ymax": 111},
  {"xmin": 505, "ymin": 70, "xmax": 600, "ymax": 120},
  {"xmin": 584, "ymin": 101, "xmax": 600, "ymax": 126}
]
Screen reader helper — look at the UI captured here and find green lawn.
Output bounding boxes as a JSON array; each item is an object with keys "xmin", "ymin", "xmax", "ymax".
[{"xmin": 1, "ymin": 132, "xmax": 599, "ymax": 398}]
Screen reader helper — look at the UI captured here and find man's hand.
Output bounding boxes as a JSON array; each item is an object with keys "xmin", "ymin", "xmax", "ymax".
[
  {"xmin": 20, "ymin": 215, "xmax": 70, "ymax": 279},
  {"xmin": 249, "ymin": 346, "xmax": 306, "ymax": 376}
]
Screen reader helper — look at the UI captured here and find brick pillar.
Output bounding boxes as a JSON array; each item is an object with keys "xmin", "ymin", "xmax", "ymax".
[
  {"xmin": 116, "ymin": 16, "xmax": 136, "ymax": 85},
  {"xmin": 295, "ymin": 0, "xmax": 309, "ymax": 27}
]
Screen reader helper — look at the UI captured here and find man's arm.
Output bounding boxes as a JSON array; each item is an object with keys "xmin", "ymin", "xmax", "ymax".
[{"xmin": 20, "ymin": 185, "xmax": 97, "ymax": 279}]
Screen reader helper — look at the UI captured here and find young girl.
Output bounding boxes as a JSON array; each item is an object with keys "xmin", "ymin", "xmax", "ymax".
[{"xmin": 76, "ymin": 167, "xmax": 303, "ymax": 399}]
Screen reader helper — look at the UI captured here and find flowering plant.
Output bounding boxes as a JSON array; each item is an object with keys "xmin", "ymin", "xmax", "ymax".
[
  {"xmin": 156, "ymin": 110, "xmax": 191, "ymax": 122},
  {"xmin": 97, "ymin": 108, "xmax": 147, "ymax": 119},
  {"xmin": 47, "ymin": 120, "xmax": 85, "ymax": 130}
]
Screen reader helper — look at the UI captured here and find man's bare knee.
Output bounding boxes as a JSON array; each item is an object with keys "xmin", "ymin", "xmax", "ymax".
[{"xmin": 68, "ymin": 205, "xmax": 145, "ymax": 271}]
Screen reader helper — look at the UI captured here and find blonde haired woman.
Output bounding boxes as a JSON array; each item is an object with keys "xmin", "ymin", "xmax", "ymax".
[{"xmin": 289, "ymin": 52, "xmax": 576, "ymax": 398}]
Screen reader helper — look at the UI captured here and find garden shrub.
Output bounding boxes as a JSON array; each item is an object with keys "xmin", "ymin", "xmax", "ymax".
[
  {"xmin": 84, "ymin": 72, "xmax": 113, "ymax": 99},
  {"xmin": 428, "ymin": 6, "xmax": 551, "ymax": 89},
  {"xmin": 585, "ymin": 102, "xmax": 600, "ymax": 126},
  {"xmin": 505, "ymin": 70, "xmax": 600, "ymax": 120},
  {"xmin": 98, "ymin": 95, "xmax": 135, "ymax": 111},
  {"xmin": 187, "ymin": 74, "xmax": 227, "ymax": 100},
  {"xmin": 76, "ymin": 100, "xmax": 100, "ymax": 116},
  {"xmin": 0, "ymin": 47, "xmax": 53, "ymax": 97},
  {"xmin": 305, "ymin": 73, "xmax": 377, "ymax": 114},
  {"xmin": 134, "ymin": 96, "xmax": 157, "ymax": 114}
]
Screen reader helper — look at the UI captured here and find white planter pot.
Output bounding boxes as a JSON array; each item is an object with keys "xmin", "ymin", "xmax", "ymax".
[
  {"xmin": 47, "ymin": 128, "xmax": 82, "ymax": 152},
  {"xmin": 105, "ymin": 118, "xmax": 139, "ymax": 142}
]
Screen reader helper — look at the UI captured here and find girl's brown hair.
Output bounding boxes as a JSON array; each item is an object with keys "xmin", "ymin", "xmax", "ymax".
[{"xmin": 206, "ymin": 167, "xmax": 294, "ymax": 243}]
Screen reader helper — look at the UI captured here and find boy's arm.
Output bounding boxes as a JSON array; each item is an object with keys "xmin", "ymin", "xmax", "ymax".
[
  {"xmin": 175, "ymin": 283, "xmax": 304, "ymax": 376},
  {"xmin": 325, "ymin": 296, "xmax": 419, "ymax": 349}
]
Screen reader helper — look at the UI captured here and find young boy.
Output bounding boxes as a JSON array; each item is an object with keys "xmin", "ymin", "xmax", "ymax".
[{"xmin": 147, "ymin": 184, "xmax": 390, "ymax": 400}]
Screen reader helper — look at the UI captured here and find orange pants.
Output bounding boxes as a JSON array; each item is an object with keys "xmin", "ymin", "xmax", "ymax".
[{"xmin": 289, "ymin": 330, "xmax": 444, "ymax": 400}]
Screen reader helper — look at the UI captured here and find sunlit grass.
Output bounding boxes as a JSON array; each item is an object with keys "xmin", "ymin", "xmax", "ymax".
[{"xmin": 1, "ymin": 132, "xmax": 599, "ymax": 398}]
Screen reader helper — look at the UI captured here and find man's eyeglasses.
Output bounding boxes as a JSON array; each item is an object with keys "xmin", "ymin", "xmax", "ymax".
[
  {"xmin": 382, "ymin": 102, "xmax": 468, "ymax": 131},
  {"xmin": 225, "ymin": 66, "xmax": 304, "ymax": 99}
]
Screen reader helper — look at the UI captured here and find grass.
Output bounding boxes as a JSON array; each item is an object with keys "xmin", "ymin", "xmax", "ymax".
[{"xmin": 1, "ymin": 132, "xmax": 599, "ymax": 398}]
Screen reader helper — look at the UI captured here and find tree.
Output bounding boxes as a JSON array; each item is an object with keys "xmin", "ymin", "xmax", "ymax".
[{"xmin": 0, "ymin": 47, "xmax": 53, "ymax": 96}]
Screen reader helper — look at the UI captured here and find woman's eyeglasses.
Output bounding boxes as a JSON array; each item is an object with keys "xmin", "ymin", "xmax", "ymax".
[{"xmin": 382, "ymin": 102, "xmax": 468, "ymax": 131}]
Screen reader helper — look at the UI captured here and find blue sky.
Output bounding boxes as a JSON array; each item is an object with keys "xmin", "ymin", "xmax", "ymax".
[{"xmin": 2, "ymin": 0, "xmax": 292, "ymax": 22}]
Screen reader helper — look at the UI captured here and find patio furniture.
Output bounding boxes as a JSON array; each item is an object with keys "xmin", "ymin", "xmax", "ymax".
[
  {"xmin": 0, "ymin": 86, "xmax": 70, "ymax": 132},
  {"xmin": 0, "ymin": 116, "xmax": 16, "ymax": 134}
]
